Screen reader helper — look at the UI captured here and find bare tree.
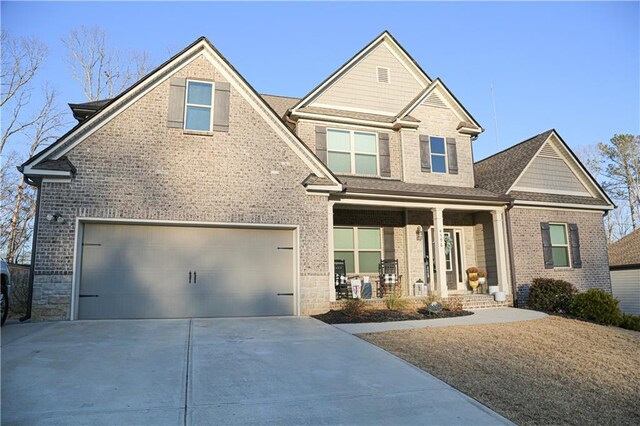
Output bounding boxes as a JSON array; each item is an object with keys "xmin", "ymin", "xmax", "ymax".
[
  {"xmin": 4, "ymin": 88, "xmax": 65, "ymax": 263},
  {"xmin": 0, "ymin": 31, "xmax": 47, "ymax": 155},
  {"xmin": 598, "ymin": 134, "xmax": 640, "ymax": 230},
  {"xmin": 62, "ymin": 25, "xmax": 152, "ymax": 101}
]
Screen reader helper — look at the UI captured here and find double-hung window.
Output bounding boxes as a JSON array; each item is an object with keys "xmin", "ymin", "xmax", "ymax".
[
  {"xmin": 550, "ymin": 223, "xmax": 570, "ymax": 267},
  {"xmin": 327, "ymin": 129, "xmax": 378, "ymax": 175},
  {"xmin": 333, "ymin": 227, "xmax": 382, "ymax": 274},
  {"xmin": 430, "ymin": 136, "xmax": 447, "ymax": 173},
  {"xmin": 185, "ymin": 80, "xmax": 214, "ymax": 132}
]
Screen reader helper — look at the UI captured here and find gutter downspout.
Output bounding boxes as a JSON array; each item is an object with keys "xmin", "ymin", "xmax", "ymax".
[
  {"xmin": 504, "ymin": 200, "xmax": 518, "ymax": 306},
  {"xmin": 20, "ymin": 176, "xmax": 41, "ymax": 322}
]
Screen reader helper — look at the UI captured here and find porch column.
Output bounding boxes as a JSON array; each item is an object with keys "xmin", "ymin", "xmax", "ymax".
[
  {"xmin": 328, "ymin": 202, "xmax": 336, "ymax": 301},
  {"xmin": 431, "ymin": 207, "xmax": 448, "ymax": 298},
  {"xmin": 491, "ymin": 209, "xmax": 510, "ymax": 293}
]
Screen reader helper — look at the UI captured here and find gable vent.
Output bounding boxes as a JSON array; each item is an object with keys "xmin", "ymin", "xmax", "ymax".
[
  {"xmin": 422, "ymin": 92, "xmax": 447, "ymax": 108},
  {"xmin": 538, "ymin": 144, "xmax": 561, "ymax": 159},
  {"xmin": 377, "ymin": 67, "xmax": 390, "ymax": 84}
]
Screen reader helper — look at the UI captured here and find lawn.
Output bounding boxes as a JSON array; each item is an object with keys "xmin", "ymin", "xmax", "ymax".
[{"xmin": 360, "ymin": 316, "xmax": 640, "ymax": 426}]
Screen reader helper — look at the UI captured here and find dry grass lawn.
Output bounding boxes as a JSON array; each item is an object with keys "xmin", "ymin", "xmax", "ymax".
[{"xmin": 360, "ymin": 316, "xmax": 640, "ymax": 426}]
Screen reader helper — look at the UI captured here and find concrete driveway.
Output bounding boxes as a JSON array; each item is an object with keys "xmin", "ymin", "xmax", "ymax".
[{"xmin": 2, "ymin": 317, "xmax": 510, "ymax": 425}]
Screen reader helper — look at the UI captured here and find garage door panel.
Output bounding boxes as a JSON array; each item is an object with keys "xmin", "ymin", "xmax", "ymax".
[{"xmin": 79, "ymin": 223, "xmax": 295, "ymax": 319}]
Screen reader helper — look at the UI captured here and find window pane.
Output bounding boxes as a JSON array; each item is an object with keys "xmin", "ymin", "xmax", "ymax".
[
  {"xmin": 333, "ymin": 228, "xmax": 354, "ymax": 250},
  {"xmin": 431, "ymin": 155, "xmax": 447, "ymax": 173},
  {"xmin": 335, "ymin": 251, "xmax": 355, "ymax": 274},
  {"xmin": 355, "ymin": 154, "xmax": 377, "ymax": 175},
  {"xmin": 327, "ymin": 129, "xmax": 351, "ymax": 151},
  {"xmin": 354, "ymin": 132, "xmax": 377, "ymax": 154},
  {"xmin": 550, "ymin": 224, "xmax": 567, "ymax": 245},
  {"xmin": 552, "ymin": 247, "xmax": 570, "ymax": 267},
  {"xmin": 358, "ymin": 228, "xmax": 381, "ymax": 250},
  {"xmin": 187, "ymin": 82, "xmax": 213, "ymax": 105},
  {"xmin": 359, "ymin": 252, "xmax": 381, "ymax": 273},
  {"xmin": 328, "ymin": 152, "xmax": 351, "ymax": 173},
  {"xmin": 430, "ymin": 137, "xmax": 446, "ymax": 154},
  {"xmin": 185, "ymin": 106, "xmax": 211, "ymax": 131}
]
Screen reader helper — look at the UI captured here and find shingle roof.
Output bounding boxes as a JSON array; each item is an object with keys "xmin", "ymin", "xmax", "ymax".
[
  {"xmin": 509, "ymin": 191, "xmax": 610, "ymax": 206},
  {"xmin": 260, "ymin": 94, "xmax": 299, "ymax": 120},
  {"xmin": 31, "ymin": 157, "xmax": 76, "ymax": 173},
  {"xmin": 296, "ymin": 106, "xmax": 401, "ymax": 123},
  {"xmin": 68, "ymin": 99, "xmax": 112, "ymax": 122},
  {"xmin": 609, "ymin": 229, "xmax": 640, "ymax": 266},
  {"xmin": 340, "ymin": 175, "xmax": 509, "ymax": 202},
  {"xmin": 473, "ymin": 130, "xmax": 554, "ymax": 195}
]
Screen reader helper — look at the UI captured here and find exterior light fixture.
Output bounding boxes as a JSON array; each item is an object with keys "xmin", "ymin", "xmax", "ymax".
[{"xmin": 416, "ymin": 225, "xmax": 423, "ymax": 241}]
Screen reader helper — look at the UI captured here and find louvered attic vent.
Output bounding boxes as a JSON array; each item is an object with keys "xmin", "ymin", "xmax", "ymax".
[
  {"xmin": 377, "ymin": 67, "xmax": 390, "ymax": 84},
  {"xmin": 538, "ymin": 144, "xmax": 561, "ymax": 158},
  {"xmin": 423, "ymin": 92, "xmax": 447, "ymax": 108}
]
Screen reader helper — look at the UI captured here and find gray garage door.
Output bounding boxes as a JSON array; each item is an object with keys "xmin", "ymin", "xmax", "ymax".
[{"xmin": 78, "ymin": 223, "xmax": 295, "ymax": 319}]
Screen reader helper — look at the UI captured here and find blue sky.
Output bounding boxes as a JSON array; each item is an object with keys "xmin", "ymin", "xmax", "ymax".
[{"xmin": 2, "ymin": 1, "xmax": 638, "ymax": 161}]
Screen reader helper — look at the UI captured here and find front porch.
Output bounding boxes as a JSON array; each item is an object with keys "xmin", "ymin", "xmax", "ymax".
[{"xmin": 328, "ymin": 200, "xmax": 512, "ymax": 304}]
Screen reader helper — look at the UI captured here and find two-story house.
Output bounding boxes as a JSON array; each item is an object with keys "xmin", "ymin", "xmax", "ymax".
[{"xmin": 19, "ymin": 32, "xmax": 614, "ymax": 320}]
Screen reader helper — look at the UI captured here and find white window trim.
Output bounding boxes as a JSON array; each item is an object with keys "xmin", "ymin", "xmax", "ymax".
[
  {"xmin": 549, "ymin": 222, "xmax": 571, "ymax": 269},
  {"xmin": 376, "ymin": 66, "xmax": 391, "ymax": 84},
  {"xmin": 334, "ymin": 226, "xmax": 383, "ymax": 274},
  {"xmin": 327, "ymin": 128, "xmax": 379, "ymax": 176},
  {"xmin": 184, "ymin": 79, "xmax": 215, "ymax": 132},
  {"xmin": 429, "ymin": 135, "xmax": 448, "ymax": 174}
]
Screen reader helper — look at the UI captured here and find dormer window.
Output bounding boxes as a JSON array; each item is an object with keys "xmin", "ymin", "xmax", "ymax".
[
  {"xmin": 376, "ymin": 67, "xmax": 390, "ymax": 84},
  {"xmin": 185, "ymin": 80, "xmax": 214, "ymax": 131}
]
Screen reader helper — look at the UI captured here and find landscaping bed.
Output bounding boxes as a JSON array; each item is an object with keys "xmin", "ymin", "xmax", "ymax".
[
  {"xmin": 313, "ymin": 308, "xmax": 473, "ymax": 324},
  {"xmin": 360, "ymin": 316, "xmax": 640, "ymax": 426}
]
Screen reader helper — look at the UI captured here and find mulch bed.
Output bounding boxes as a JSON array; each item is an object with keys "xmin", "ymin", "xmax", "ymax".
[{"xmin": 313, "ymin": 308, "xmax": 473, "ymax": 324}]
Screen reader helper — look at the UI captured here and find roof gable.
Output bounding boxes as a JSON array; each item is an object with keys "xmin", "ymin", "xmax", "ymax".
[
  {"xmin": 474, "ymin": 129, "xmax": 614, "ymax": 208},
  {"xmin": 21, "ymin": 38, "xmax": 341, "ymax": 190},
  {"xmin": 291, "ymin": 31, "xmax": 430, "ymax": 116}
]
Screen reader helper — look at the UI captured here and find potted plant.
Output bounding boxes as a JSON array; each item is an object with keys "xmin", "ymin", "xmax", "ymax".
[
  {"xmin": 477, "ymin": 269, "xmax": 487, "ymax": 293},
  {"xmin": 466, "ymin": 267, "xmax": 479, "ymax": 293}
]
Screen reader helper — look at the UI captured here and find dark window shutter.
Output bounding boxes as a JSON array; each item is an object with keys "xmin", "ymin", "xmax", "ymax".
[
  {"xmin": 213, "ymin": 82, "xmax": 230, "ymax": 132},
  {"xmin": 167, "ymin": 77, "xmax": 186, "ymax": 128},
  {"xmin": 569, "ymin": 224, "xmax": 582, "ymax": 268},
  {"xmin": 541, "ymin": 222, "xmax": 554, "ymax": 269},
  {"xmin": 315, "ymin": 126, "xmax": 327, "ymax": 165},
  {"xmin": 420, "ymin": 135, "xmax": 431, "ymax": 173},
  {"xmin": 446, "ymin": 138, "xmax": 458, "ymax": 174},
  {"xmin": 383, "ymin": 227, "xmax": 395, "ymax": 260},
  {"xmin": 378, "ymin": 133, "xmax": 390, "ymax": 177}
]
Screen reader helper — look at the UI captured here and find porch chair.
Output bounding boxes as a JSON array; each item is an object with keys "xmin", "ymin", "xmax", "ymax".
[
  {"xmin": 334, "ymin": 259, "xmax": 350, "ymax": 300},
  {"xmin": 378, "ymin": 259, "xmax": 399, "ymax": 297}
]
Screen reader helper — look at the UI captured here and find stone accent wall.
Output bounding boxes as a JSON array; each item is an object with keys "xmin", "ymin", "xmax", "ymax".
[
  {"xmin": 401, "ymin": 103, "xmax": 475, "ymax": 187},
  {"xmin": 32, "ymin": 54, "xmax": 331, "ymax": 320},
  {"xmin": 508, "ymin": 207, "xmax": 611, "ymax": 306},
  {"xmin": 296, "ymin": 120, "xmax": 403, "ymax": 181}
]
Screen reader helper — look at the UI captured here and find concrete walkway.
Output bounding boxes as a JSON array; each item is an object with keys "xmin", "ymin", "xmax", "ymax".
[
  {"xmin": 333, "ymin": 307, "xmax": 548, "ymax": 334},
  {"xmin": 1, "ymin": 317, "xmax": 511, "ymax": 425}
]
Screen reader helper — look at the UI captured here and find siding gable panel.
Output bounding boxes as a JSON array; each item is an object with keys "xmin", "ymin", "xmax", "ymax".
[{"xmin": 312, "ymin": 43, "xmax": 423, "ymax": 115}]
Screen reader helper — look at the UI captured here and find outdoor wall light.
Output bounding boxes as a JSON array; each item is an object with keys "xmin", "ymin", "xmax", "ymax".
[
  {"xmin": 45, "ymin": 213, "xmax": 64, "ymax": 223},
  {"xmin": 416, "ymin": 225, "xmax": 423, "ymax": 241}
]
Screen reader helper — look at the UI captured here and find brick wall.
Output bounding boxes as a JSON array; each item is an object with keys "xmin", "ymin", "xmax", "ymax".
[
  {"xmin": 508, "ymin": 207, "xmax": 611, "ymax": 306},
  {"xmin": 32, "ymin": 54, "xmax": 331, "ymax": 320}
]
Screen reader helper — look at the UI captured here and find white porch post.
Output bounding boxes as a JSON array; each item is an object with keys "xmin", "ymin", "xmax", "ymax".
[
  {"xmin": 328, "ymin": 201, "xmax": 336, "ymax": 301},
  {"xmin": 431, "ymin": 207, "xmax": 448, "ymax": 298},
  {"xmin": 491, "ymin": 209, "xmax": 510, "ymax": 294}
]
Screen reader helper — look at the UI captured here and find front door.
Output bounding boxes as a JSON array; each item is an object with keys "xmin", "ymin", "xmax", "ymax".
[{"xmin": 424, "ymin": 228, "xmax": 462, "ymax": 291}]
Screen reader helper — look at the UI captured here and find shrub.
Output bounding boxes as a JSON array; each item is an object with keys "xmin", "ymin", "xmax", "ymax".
[
  {"xmin": 442, "ymin": 297, "xmax": 463, "ymax": 312},
  {"xmin": 619, "ymin": 313, "xmax": 640, "ymax": 332},
  {"xmin": 342, "ymin": 299, "xmax": 366, "ymax": 317},
  {"xmin": 527, "ymin": 278, "xmax": 577, "ymax": 313},
  {"xmin": 568, "ymin": 289, "xmax": 622, "ymax": 326},
  {"xmin": 386, "ymin": 286, "xmax": 408, "ymax": 311}
]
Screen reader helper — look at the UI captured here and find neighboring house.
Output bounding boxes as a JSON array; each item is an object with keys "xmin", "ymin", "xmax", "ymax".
[
  {"xmin": 609, "ymin": 229, "xmax": 640, "ymax": 315},
  {"xmin": 19, "ymin": 32, "xmax": 615, "ymax": 321}
]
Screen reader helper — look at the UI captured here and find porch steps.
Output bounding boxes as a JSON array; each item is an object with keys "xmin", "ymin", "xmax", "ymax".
[{"xmin": 458, "ymin": 294, "xmax": 513, "ymax": 310}]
